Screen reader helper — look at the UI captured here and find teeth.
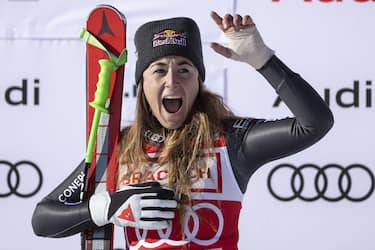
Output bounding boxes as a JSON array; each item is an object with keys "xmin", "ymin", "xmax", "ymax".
[{"xmin": 163, "ymin": 96, "xmax": 181, "ymax": 99}]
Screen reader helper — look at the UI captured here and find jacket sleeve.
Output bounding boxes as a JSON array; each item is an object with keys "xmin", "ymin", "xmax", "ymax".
[
  {"xmin": 230, "ymin": 55, "xmax": 334, "ymax": 193},
  {"xmin": 31, "ymin": 160, "xmax": 99, "ymax": 238}
]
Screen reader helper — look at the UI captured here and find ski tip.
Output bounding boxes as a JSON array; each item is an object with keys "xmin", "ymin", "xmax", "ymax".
[{"xmin": 95, "ymin": 4, "xmax": 127, "ymax": 24}]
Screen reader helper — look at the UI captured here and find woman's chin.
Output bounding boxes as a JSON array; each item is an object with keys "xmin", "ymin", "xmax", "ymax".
[
  {"xmin": 158, "ymin": 109, "xmax": 186, "ymax": 130},
  {"xmin": 160, "ymin": 120, "xmax": 184, "ymax": 130}
]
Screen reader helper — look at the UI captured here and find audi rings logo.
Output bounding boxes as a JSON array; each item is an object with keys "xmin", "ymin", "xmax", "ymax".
[
  {"xmin": 0, "ymin": 160, "xmax": 43, "ymax": 198},
  {"xmin": 130, "ymin": 202, "xmax": 224, "ymax": 249},
  {"xmin": 267, "ymin": 163, "xmax": 374, "ymax": 202}
]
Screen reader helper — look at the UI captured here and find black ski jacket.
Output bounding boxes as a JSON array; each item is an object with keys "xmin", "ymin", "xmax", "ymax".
[{"xmin": 31, "ymin": 55, "xmax": 334, "ymax": 238}]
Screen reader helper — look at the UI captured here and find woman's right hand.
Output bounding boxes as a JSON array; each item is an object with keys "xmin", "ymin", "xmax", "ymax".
[{"xmin": 89, "ymin": 182, "xmax": 177, "ymax": 229}]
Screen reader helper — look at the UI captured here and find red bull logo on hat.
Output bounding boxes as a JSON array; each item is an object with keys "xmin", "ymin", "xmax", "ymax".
[{"xmin": 153, "ymin": 29, "xmax": 187, "ymax": 47}]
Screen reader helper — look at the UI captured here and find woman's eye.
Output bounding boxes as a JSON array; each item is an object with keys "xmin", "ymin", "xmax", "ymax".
[
  {"xmin": 154, "ymin": 68, "xmax": 166, "ymax": 74},
  {"xmin": 178, "ymin": 68, "xmax": 189, "ymax": 74}
]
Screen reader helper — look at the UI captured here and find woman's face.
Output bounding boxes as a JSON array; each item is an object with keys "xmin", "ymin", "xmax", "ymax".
[{"xmin": 142, "ymin": 56, "xmax": 200, "ymax": 130}]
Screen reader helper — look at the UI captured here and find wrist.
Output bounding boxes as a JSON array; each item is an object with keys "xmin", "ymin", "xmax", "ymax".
[
  {"xmin": 225, "ymin": 26, "xmax": 274, "ymax": 69},
  {"xmin": 89, "ymin": 191, "xmax": 111, "ymax": 227}
]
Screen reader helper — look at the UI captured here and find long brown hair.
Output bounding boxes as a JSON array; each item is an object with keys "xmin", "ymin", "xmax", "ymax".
[{"xmin": 117, "ymin": 78, "xmax": 236, "ymax": 208}]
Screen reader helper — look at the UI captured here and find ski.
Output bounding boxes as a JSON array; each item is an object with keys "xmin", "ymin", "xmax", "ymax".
[{"xmin": 80, "ymin": 5, "xmax": 127, "ymax": 250}]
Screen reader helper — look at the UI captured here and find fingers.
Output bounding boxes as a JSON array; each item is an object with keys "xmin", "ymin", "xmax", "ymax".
[
  {"xmin": 140, "ymin": 197, "xmax": 178, "ymax": 209},
  {"xmin": 140, "ymin": 195, "xmax": 177, "ymax": 223},
  {"xmin": 210, "ymin": 42, "xmax": 231, "ymax": 58},
  {"xmin": 223, "ymin": 14, "xmax": 234, "ymax": 30},
  {"xmin": 243, "ymin": 15, "xmax": 253, "ymax": 26},
  {"xmin": 234, "ymin": 14, "xmax": 254, "ymax": 30},
  {"xmin": 210, "ymin": 11, "xmax": 254, "ymax": 32},
  {"xmin": 141, "ymin": 209, "xmax": 176, "ymax": 220},
  {"xmin": 233, "ymin": 14, "xmax": 243, "ymax": 31},
  {"xmin": 138, "ymin": 220, "xmax": 170, "ymax": 230},
  {"xmin": 210, "ymin": 11, "xmax": 223, "ymax": 30}
]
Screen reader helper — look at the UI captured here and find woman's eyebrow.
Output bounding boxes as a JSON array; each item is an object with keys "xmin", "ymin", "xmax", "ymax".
[
  {"xmin": 177, "ymin": 60, "xmax": 193, "ymax": 66},
  {"xmin": 150, "ymin": 62, "xmax": 168, "ymax": 68},
  {"xmin": 150, "ymin": 60, "xmax": 193, "ymax": 68}
]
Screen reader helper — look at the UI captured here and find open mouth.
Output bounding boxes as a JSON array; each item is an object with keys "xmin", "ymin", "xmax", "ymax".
[{"xmin": 162, "ymin": 97, "xmax": 182, "ymax": 113}]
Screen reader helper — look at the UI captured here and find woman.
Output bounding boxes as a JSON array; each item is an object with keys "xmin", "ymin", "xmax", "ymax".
[{"xmin": 32, "ymin": 11, "xmax": 334, "ymax": 250}]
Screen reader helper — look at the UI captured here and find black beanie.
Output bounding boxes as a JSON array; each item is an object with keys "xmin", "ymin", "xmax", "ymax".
[{"xmin": 134, "ymin": 17, "xmax": 205, "ymax": 84}]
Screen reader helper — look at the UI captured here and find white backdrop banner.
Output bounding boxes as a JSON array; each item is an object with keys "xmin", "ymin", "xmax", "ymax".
[{"xmin": 0, "ymin": 0, "xmax": 374, "ymax": 250}]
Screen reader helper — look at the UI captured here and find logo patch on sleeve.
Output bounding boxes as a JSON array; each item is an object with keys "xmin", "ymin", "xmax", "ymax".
[{"xmin": 232, "ymin": 118, "xmax": 251, "ymax": 129}]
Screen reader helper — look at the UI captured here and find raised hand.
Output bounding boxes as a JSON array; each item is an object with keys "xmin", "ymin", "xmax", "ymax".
[
  {"xmin": 210, "ymin": 11, "xmax": 254, "ymax": 34},
  {"xmin": 210, "ymin": 11, "xmax": 274, "ymax": 69}
]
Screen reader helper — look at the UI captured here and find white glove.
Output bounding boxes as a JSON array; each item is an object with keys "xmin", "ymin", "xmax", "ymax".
[
  {"xmin": 224, "ymin": 25, "xmax": 274, "ymax": 69},
  {"xmin": 89, "ymin": 182, "xmax": 177, "ymax": 230}
]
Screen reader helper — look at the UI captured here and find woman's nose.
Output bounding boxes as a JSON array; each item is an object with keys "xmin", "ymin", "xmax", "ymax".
[{"xmin": 165, "ymin": 70, "xmax": 178, "ymax": 88}]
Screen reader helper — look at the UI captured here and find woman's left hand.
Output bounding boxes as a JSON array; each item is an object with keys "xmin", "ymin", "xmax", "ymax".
[{"xmin": 210, "ymin": 11, "xmax": 274, "ymax": 69}]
